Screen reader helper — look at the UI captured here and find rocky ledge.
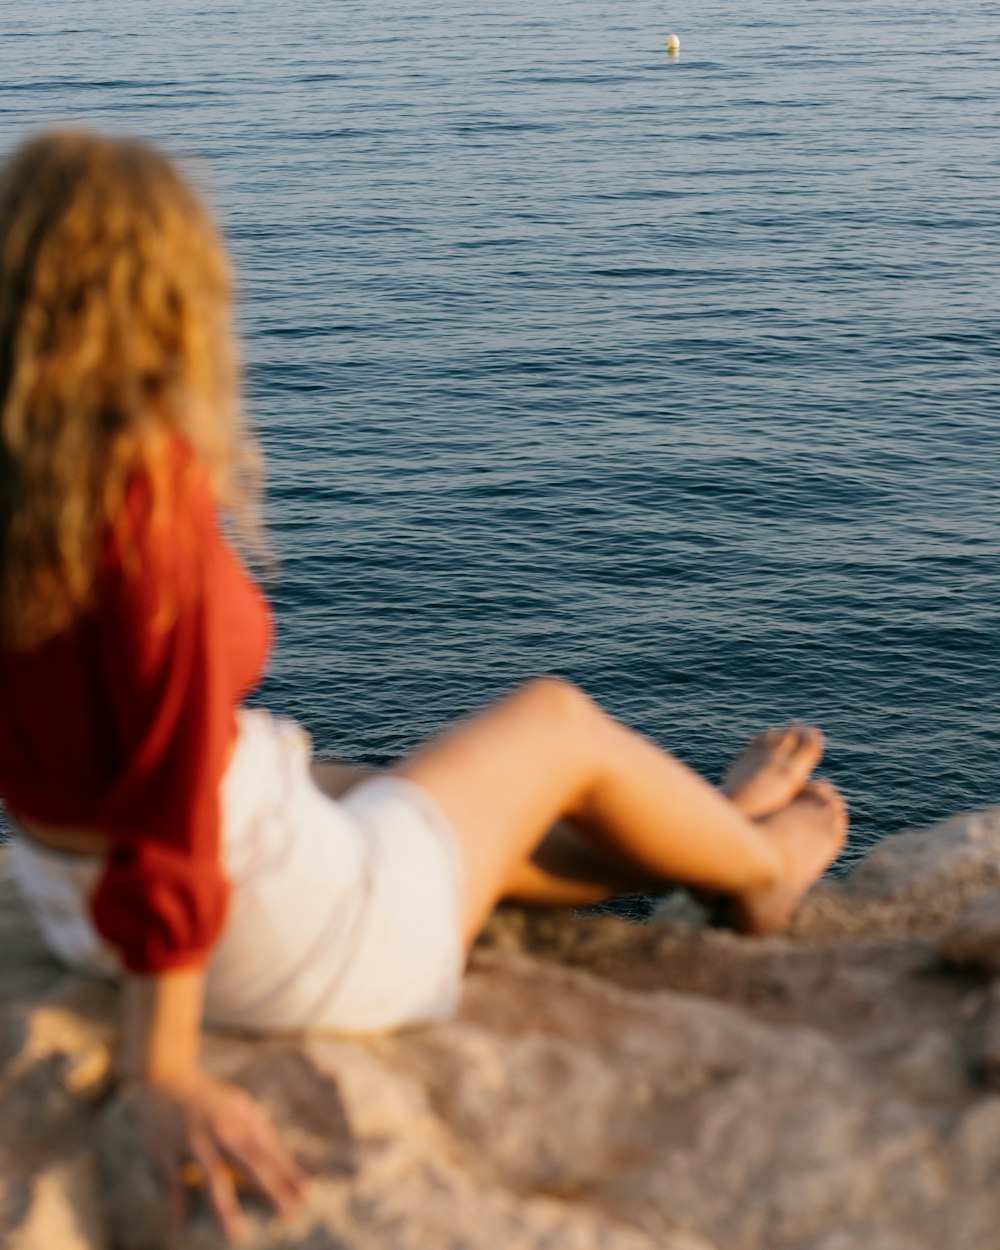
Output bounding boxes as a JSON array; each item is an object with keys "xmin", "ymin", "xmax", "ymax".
[{"xmin": 4, "ymin": 809, "xmax": 1000, "ymax": 1250}]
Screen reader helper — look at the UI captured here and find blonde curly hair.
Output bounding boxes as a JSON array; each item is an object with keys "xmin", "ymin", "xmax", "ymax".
[{"xmin": 0, "ymin": 129, "xmax": 262, "ymax": 648}]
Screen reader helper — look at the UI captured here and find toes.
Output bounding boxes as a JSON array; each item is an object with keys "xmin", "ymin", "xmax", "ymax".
[
  {"xmin": 803, "ymin": 724, "xmax": 825, "ymax": 759},
  {"xmin": 779, "ymin": 722, "xmax": 822, "ymax": 757},
  {"xmin": 751, "ymin": 727, "xmax": 784, "ymax": 754},
  {"xmin": 747, "ymin": 722, "xmax": 823, "ymax": 764},
  {"xmin": 754, "ymin": 724, "xmax": 798, "ymax": 761},
  {"xmin": 792, "ymin": 722, "xmax": 815, "ymax": 747},
  {"xmin": 830, "ymin": 788, "xmax": 849, "ymax": 834},
  {"xmin": 800, "ymin": 779, "xmax": 849, "ymax": 837},
  {"xmin": 789, "ymin": 723, "xmax": 825, "ymax": 768},
  {"xmin": 800, "ymin": 778, "xmax": 835, "ymax": 805}
]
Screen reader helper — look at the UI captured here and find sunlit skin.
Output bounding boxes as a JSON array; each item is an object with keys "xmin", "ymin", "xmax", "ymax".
[{"xmin": 3, "ymin": 133, "xmax": 847, "ymax": 1245}]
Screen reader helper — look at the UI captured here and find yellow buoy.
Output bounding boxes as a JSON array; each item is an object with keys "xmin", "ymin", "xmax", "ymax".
[{"xmin": 666, "ymin": 33, "xmax": 681, "ymax": 54}]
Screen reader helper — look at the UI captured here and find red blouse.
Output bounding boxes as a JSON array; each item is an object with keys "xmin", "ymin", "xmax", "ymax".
[{"xmin": 0, "ymin": 445, "xmax": 272, "ymax": 973}]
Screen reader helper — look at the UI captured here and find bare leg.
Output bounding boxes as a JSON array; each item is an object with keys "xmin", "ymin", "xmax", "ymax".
[
  {"xmin": 504, "ymin": 819, "xmax": 661, "ymax": 907},
  {"xmin": 397, "ymin": 679, "xmax": 846, "ymax": 947},
  {"xmin": 506, "ymin": 720, "xmax": 829, "ymax": 907},
  {"xmin": 308, "ymin": 716, "xmax": 836, "ymax": 917}
]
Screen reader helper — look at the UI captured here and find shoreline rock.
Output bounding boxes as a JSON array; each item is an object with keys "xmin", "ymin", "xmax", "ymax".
[{"xmin": 4, "ymin": 809, "xmax": 1000, "ymax": 1249}]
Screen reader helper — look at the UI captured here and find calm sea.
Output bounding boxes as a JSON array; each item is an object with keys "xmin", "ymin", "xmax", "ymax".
[{"xmin": 1, "ymin": 0, "xmax": 999, "ymax": 865}]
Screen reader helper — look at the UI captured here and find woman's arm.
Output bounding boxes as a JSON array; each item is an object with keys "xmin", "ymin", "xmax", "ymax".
[
  {"xmin": 120, "ymin": 970, "xmax": 307, "ymax": 1243},
  {"xmin": 121, "ymin": 968, "xmax": 203, "ymax": 1082}
]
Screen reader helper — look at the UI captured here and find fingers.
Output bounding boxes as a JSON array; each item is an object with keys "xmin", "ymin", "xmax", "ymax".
[
  {"xmin": 195, "ymin": 1134, "xmax": 247, "ymax": 1246},
  {"xmin": 152, "ymin": 1139, "xmax": 187, "ymax": 1238},
  {"xmin": 193, "ymin": 1086, "xmax": 308, "ymax": 1229},
  {"xmin": 220, "ymin": 1099, "xmax": 308, "ymax": 1219},
  {"xmin": 128, "ymin": 1073, "xmax": 307, "ymax": 1244}
]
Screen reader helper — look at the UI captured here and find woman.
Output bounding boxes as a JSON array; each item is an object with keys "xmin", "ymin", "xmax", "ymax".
[{"xmin": 0, "ymin": 130, "xmax": 846, "ymax": 1242}]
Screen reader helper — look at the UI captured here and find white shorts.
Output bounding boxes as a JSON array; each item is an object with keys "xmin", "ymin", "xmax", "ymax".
[{"xmin": 10, "ymin": 709, "xmax": 466, "ymax": 1035}]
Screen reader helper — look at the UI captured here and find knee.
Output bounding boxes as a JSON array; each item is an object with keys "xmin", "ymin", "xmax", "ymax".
[{"xmin": 514, "ymin": 676, "xmax": 597, "ymax": 733}]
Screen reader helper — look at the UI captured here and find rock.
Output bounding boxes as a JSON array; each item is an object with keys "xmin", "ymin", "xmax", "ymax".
[
  {"xmin": 950, "ymin": 1094, "xmax": 1000, "ymax": 1185},
  {"xmin": 4, "ymin": 807, "xmax": 1000, "ymax": 1249},
  {"xmin": 5, "ymin": 1155, "xmax": 104, "ymax": 1250},
  {"xmin": 968, "ymin": 982, "xmax": 1000, "ymax": 1088},
  {"xmin": 791, "ymin": 807, "xmax": 1000, "ymax": 940},
  {"xmin": 940, "ymin": 890, "xmax": 1000, "ymax": 974},
  {"xmin": 888, "ymin": 1028, "xmax": 970, "ymax": 1102}
]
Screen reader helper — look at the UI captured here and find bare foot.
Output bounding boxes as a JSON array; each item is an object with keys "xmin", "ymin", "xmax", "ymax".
[
  {"xmin": 734, "ymin": 780, "xmax": 848, "ymax": 936},
  {"xmin": 722, "ymin": 723, "xmax": 825, "ymax": 820}
]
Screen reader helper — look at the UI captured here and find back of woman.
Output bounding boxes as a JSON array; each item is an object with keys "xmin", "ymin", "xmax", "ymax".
[
  {"xmin": 0, "ymin": 132, "xmax": 269, "ymax": 974},
  {"xmin": 0, "ymin": 129, "xmax": 846, "ymax": 1243}
]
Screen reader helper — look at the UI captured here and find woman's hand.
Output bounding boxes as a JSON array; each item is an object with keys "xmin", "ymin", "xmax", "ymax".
[
  {"xmin": 122, "ymin": 1069, "xmax": 308, "ymax": 1243},
  {"xmin": 119, "ymin": 969, "xmax": 307, "ymax": 1242}
]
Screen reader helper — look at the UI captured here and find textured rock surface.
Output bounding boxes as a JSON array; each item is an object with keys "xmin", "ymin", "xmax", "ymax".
[{"xmin": 5, "ymin": 808, "xmax": 1000, "ymax": 1250}]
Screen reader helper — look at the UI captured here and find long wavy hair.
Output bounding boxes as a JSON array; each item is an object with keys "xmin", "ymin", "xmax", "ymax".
[{"xmin": 0, "ymin": 129, "xmax": 263, "ymax": 648}]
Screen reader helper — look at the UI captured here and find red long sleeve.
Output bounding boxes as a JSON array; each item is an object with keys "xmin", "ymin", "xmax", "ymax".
[{"xmin": 0, "ymin": 446, "xmax": 272, "ymax": 972}]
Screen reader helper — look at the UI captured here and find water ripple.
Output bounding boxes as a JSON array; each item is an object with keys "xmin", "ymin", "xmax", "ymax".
[{"xmin": 1, "ymin": 0, "xmax": 998, "ymax": 856}]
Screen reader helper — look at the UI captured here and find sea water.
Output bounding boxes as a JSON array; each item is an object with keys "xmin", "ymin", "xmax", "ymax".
[{"xmin": 1, "ymin": 0, "xmax": 998, "ymax": 864}]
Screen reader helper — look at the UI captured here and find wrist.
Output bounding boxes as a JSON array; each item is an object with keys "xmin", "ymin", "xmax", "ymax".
[{"xmin": 120, "ymin": 968, "xmax": 205, "ymax": 1084}]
